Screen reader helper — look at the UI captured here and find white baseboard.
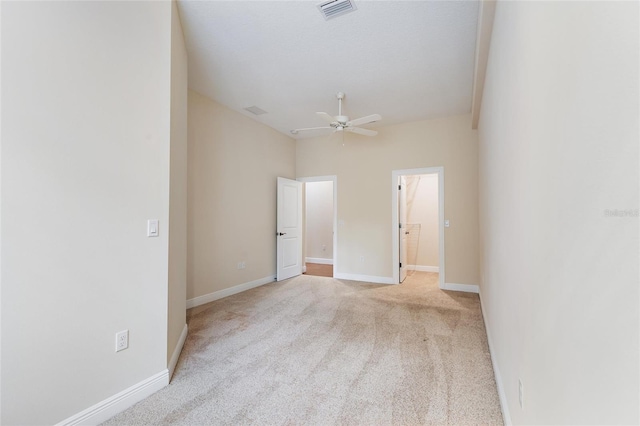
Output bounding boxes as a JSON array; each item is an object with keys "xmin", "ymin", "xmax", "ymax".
[
  {"xmin": 443, "ymin": 282, "xmax": 479, "ymax": 293},
  {"xmin": 186, "ymin": 275, "xmax": 276, "ymax": 309},
  {"xmin": 305, "ymin": 257, "xmax": 334, "ymax": 265},
  {"xmin": 334, "ymin": 272, "xmax": 395, "ymax": 285},
  {"xmin": 479, "ymin": 290, "xmax": 512, "ymax": 425},
  {"xmin": 56, "ymin": 369, "xmax": 169, "ymax": 426},
  {"xmin": 407, "ymin": 264, "xmax": 439, "ymax": 273},
  {"xmin": 168, "ymin": 324, "xmax": 188, "ymax": 380}
]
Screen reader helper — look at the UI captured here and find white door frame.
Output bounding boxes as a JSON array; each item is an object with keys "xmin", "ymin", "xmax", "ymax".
[
  {"xmin": 297, "ymin": 175, "xmax": 338, "ymax": 275},
  {"xmin": 391, "ymin": 167, "xmax": 444, "ymax": 288},
  {"xmin": 399, "ymin": 175, "xmax": 408, "ymax": 283}
]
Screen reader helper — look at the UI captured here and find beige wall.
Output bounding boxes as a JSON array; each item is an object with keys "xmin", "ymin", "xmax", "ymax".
[
  {"xmin": 167, "ymin": 0, "xmax": 188, "ymax": 370},
  {"xmin": 296, "ymin": 115, "xmax": 478, "ymax": 284},
  {"xmin": 406, "ymin": 174, "xmax": 439, "ymax": 268},
  {"xmin": 1, "ymin": 1, "xmax": 172, "ymax": 423},
  {"xmin": 187, "ymin": 90, "xmax": 296, "ymax": 300},
  {"xmin": 478, "ymin": 1, "xmax": 639, "ymax": 424},
  {"xmin": 305, "ymin": 181, "xmax": 334, "ymax": 261}
]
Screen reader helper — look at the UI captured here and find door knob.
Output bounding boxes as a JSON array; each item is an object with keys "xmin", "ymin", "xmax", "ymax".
[{"xmin": 277, "ymin": 232, "xmax": 287, "ymax": 236}]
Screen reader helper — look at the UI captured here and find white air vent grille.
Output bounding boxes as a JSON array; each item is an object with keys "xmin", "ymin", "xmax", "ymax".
[
  {"xmin": 244, "ymin": 105, "xmax": 268, "ymax": 115},
  {"xmin": 317, "ymin": 0, "xmax": 357, "ymax": 20}
]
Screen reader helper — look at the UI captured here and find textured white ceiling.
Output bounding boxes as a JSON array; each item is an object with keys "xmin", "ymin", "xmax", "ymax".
[{"xmin": 177, "ymin": 1, "xmax": 480, "ymax": 139}]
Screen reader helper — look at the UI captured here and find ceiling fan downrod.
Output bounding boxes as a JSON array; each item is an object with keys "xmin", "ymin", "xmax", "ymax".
[{"xmin": 336, "ymin": 92, "xmax": 348, "ymax": 124}]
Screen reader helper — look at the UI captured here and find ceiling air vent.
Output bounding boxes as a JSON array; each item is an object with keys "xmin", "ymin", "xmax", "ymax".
[
  {"xmin": 317, "ymin": 0, "xmax": 357, "ymax": 20},
  {"xmin": 244, "ymin": 105, "xmax": 267, "ymax": 116}
]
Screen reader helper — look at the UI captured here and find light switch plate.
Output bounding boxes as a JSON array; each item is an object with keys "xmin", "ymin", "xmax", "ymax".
[
  {"xmin": 147, "ymin": 219, "xmax": 159, "ymax": 237},
  {"xmin": 444, "ymin": 220, "xmax": 450, "ymax": 228}
]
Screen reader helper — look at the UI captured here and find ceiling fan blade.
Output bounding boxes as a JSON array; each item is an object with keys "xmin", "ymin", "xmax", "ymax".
[
  {"xmin": 316, "ymin": 112, "xmax": 336, "ymax": 124},
  {"xmin": 345, "ymin": 127, "xmax": 378, "ymax": 136},
  {"xmin": 290, "ymin": 126, "xmax": 333, "ymax": 135},
  {"xmin": 347, "ymin": 114, "xmax": 382, "ymax": 127}
]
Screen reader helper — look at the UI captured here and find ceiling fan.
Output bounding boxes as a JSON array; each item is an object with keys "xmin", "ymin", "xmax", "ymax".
[{"xmin": 290, "ymin": 92, "xmax": 381, "ymax": 136}]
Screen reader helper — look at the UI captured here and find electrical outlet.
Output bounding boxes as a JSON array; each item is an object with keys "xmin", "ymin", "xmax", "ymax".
[
  {"xmin": 322, "ymin": 245, "xmax": 326, "ymax": 251},
  {"xmin": 116, "ymin": 330, "xmax": 129, "ymax": 352},
  {"xmin": 359, "ymin": 255, "xmax": 365, "ymax": 262},
  {"xmin": 518, "ymin": 379, "xmax": 524, "ymax": 409},
  {"xmin": 237, "ymin": 261, "xmax": 246, "ymax": 270}
]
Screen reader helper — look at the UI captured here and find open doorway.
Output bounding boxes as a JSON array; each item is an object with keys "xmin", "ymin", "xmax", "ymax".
[
  {"xmin": 298, "ymin": 176, "xmax": 337, "ymax": 278},
  {"xmin": 392, "ymin": 167, "xmax": 444, "ymax": 288}
]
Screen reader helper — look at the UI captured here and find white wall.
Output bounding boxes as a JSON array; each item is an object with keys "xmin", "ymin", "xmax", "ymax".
[
  {"xmin": 168, "ymin": 0, "xmax": 188, "ymax": 371},
  {"xmin": 1, "ymin": 1, "xmax": 173, "ymax": 424},
  {"xmin": 305, "ymin": 181, "xmax": 334, "ymax": 262},
  {"xmin": 297, "ymin": 115, "xmax": 479, "ymax": 285},
  {"xmin": 478, "ymin": 1, "xmax": 639, "ymax": 424},
  {"xmin": 187, "ymin": 90, "xmax": 296, "ymax": 301},
  {"xmin": 405, "ymin": 174, "xmax": 439, "ymax": 269},
  {"xmin": 0, "ymin": 1, "xmax": 4, "ymax": 422}
]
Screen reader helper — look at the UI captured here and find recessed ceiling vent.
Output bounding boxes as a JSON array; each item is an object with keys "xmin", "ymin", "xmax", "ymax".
[
  {"xmin": 244, "ymin": 105, "xmax": 267, "ymax": 115},
  {"xmin": 317, "ymin": 0, "xmax": 357, "ymax": 20}
]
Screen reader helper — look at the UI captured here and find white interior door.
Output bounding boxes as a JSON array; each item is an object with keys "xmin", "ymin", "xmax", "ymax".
[
  {"xmin": 277, "ymin": 177, "xmax": 303, "ymax": 281},
  {"xmin": 399, "ymin": 176, "xmax": 408, "ymax": 283}
]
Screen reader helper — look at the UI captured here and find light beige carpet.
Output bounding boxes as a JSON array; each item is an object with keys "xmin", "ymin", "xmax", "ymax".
[{"xmin": 103, "ymin": 272, "xmax": 503, "ymax": 425}]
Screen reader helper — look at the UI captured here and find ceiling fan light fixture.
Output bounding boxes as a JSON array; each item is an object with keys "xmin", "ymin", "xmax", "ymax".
[
  {"xmin": 317, "ymin": 0, "xmax": 357, "ymax": 21},
  {"xmin": 292, "ymin": 91, "xmax": 381, "ymax": 138}
]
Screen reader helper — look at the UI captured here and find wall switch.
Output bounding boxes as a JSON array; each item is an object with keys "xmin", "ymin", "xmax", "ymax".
[
  {"xmin": 116, "ymin": 330, "xmax": 129, "ymax": 352},
  {"xmin": 359, "ymin": 256, "xmax": 365, "ymax": 262},
  {"xmin": 444, "ymin": 220, "xmax": 450, "ymax": 228},
  {"xmin": 147, "ymin": 219, "xmax": 159, "ymax": 237},
  {"xmin": 518, "ymin": 379, "xmax": 524, "ymax": 409}
]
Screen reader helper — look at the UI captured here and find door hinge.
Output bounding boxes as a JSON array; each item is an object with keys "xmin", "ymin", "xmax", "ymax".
[
  {"xmin": 398, "ymin": 185, "xmax": 401, "ymax": 190},
  {"xmin": 399, "ymin": 262, "xmax": 402, "ymax": 268},
  {"xmin": 399, "ymin": 223, "xmax": 402, "ymax": 229}
]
